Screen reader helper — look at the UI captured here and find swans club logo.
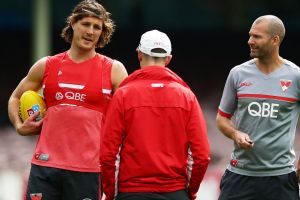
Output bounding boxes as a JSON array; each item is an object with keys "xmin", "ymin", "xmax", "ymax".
[{"xmin": 280, "ymin": 79, "xmax": 292, "ymax": 92}]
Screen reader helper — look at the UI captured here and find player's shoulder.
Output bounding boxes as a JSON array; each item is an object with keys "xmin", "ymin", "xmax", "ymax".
[
  {"xmin": 46, "ymin": 52, "xmax": 66, "ymax": 65},
  {"xmin": 30, "ymin": 56, "xmax": 48, "ymax": 72},
  {"xmin": 47, "ymin": 52, "xmax": 66, "ymax": 60},
  {"xmin": 283, "ymin": 59, "xmax": 300, "ymax": 72},
  {"xmin": 111, "ymin": 59, "xmax": 126, "ymax": 72},
  {"xmin": 230, "ymin": 59, "xmax": 256, "ymax": 74},
  {"xmin": 96, "ymin": 53, "xmax": 126, "ymax": 73}
]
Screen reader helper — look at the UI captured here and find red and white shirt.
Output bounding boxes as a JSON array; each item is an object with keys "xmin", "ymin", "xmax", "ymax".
[{"xmin": 32, "ymin": 52, "xmax": 113, "ymax": 172}]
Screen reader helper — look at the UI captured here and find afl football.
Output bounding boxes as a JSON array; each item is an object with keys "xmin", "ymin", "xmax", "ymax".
[{"xmin": 19, "ymin": 90, "xmax": 46, "ymax": 122}]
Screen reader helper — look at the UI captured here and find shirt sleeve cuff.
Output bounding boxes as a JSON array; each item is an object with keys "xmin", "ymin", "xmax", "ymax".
[{"xmin": 218, "ymin": 108, "xmax": 232, "ymax": 119}]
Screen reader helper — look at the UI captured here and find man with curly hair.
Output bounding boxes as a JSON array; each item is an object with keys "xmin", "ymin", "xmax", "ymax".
[{"xmin": 8, "ymin": 0, "xmax": 128, "ymax": 199}]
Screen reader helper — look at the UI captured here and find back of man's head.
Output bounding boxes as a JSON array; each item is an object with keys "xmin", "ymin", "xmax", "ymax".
[{"xmin": 137, "ymin": 30, "xmax": 172, "ymax": 58}]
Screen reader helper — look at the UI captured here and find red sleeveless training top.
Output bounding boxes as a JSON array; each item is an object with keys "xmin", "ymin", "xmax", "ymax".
[{"xmin": 31, "ymin": 52, "xmax": 113, "ymax": 172}]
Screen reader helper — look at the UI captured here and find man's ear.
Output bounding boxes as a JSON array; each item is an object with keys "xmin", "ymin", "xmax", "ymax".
[
  {"xmin": 70, "ymin": 19, "xmax": 76, "ymax": 30},
  {"xmin": 137, "ymin": 50, "xmax": 143, "ymax": 62},
  {"xmin": 165, "ymin": 55, "xmax": 172, "ymax": 66}
]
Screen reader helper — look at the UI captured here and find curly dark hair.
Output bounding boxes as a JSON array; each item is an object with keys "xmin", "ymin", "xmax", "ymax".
[{"xmin": 61, "ymin": 0, "xmax": 115, "ymax": 48}]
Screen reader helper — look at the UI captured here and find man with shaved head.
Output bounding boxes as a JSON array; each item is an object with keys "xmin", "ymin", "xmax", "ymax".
[{"xmin": 216, "ymin": 15, "xmax": 300, "ymax": 200}]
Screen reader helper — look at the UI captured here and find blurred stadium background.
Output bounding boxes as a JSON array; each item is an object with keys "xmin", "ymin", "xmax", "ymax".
[{"xmin": 1, "ymin": 0, "xmax": 300, "ymax": 199}]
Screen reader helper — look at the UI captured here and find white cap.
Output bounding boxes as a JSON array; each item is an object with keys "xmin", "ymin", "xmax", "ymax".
[{"xmin": 138, "ymin": 30, "xmax": 172, "ymax": 57}]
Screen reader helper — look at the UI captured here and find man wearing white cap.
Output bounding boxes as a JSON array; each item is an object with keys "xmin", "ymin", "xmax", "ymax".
[{"xmin": 100, "ymin": 30, "xmax": 210, "ymax": 200}]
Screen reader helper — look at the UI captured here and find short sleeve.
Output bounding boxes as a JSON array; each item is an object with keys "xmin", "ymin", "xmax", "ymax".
[{"xmin": 218, "ymin": 68, "xmax": 238, "ymax": 118}]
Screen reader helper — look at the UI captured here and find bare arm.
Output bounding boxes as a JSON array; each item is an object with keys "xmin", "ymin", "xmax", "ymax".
[
  {"xmin": 216, "ymin": 113, "xmax": 253, "ymax": 149},
  {"xmin": 111, "ymin": 60, "xmax": 128, "ymax": 92},
  {"xmin": 8, "ymin": 57, "xmax": 47, "ymax": 136}
]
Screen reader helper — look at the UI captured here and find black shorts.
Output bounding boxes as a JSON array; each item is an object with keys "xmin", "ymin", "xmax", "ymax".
[
  {"xmin": 25, "ymin": 164, "xmax": 101, "ymax": 200},
  {"xmin": 116, "ymin": 189, "xmax": 190, "ymax": 200},
  {"xmin": 218, "ymin": 169, "xmax": 300, "ymax": 200}
]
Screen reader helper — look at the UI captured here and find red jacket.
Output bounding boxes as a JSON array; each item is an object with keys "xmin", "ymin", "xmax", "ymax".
[{"xmin": 100, "ymin": 66, "xmax": 210, "ymax": 200}]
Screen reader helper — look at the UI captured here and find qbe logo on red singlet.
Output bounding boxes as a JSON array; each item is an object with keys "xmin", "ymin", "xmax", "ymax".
[{"xmin": 55, "ymin": 91, "xmax": 86, "ymax": 102}]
